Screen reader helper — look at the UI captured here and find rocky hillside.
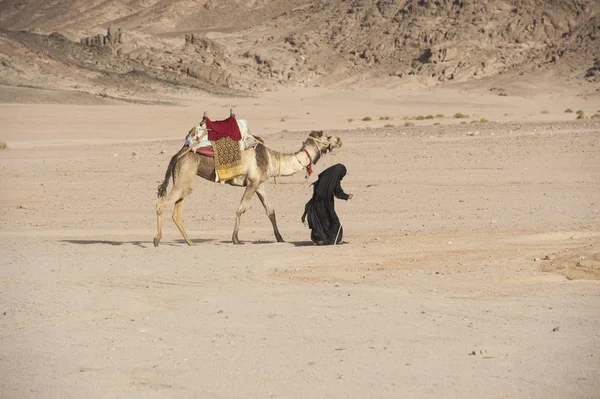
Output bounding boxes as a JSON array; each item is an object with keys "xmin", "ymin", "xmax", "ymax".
[
  {"xmin": 280, "ymin": 0, "xmax": 600, "ymax": 84},
  {"xmin": 0, "ymin": 0, "xmax": 598, "ymax": 100},
  {"xmin": 0, "ymin": 0, "xmax": 309, "ymax": 33}
]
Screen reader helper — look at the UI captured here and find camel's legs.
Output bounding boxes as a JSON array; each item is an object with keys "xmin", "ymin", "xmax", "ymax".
[
  {"xmin": 155, "ymin": 190, "xmax": 176, "ymax": 247},
  {"xmin": 232, "ymin": 184, "xmax": 259, "ymax": 244},
  {"xmin": 255, "ymin": 185, "xmax": 284, "ymax": 242},
  {"xmin": 155, "ymin": 187, "xmax": 193, "ymax": 247},
  {"xmin": 172, "ymin": 192, "xmax": 194, "ymax": 246},
  {"xmin": 155, "ymin": 154, "xmax": 199, "ymax": 247}
]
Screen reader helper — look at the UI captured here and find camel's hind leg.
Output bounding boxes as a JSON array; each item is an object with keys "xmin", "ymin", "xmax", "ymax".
[
  {"xmin": 155, "ymin": 188, "xmax": 180, "ymax": 247},
  {"xmin": 172, "ymin": 193, "xmax": 194, "ymax": 246},
  {"xmin": 155, "ymin": 154, "xmax": 198, "ymax": 247},
  {"xmin": 232, "ymin": 184, "xmax": 259, "ymax": 245},
  {"xmin": 255, "ymin": 185, "xmax": 284, "ymax": 242},
  {"xmin": 155, "ymin": 192, "xmax": 173, "ymax": 247},
  {"xmin": 155, "ymin": 186, "xmax": 194, "ymax": 247}
]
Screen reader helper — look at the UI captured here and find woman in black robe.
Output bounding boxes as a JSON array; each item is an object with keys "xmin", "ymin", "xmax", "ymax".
[{"xmin": 301, "ymin": 164, "xmax": 353, "ymax": 245}]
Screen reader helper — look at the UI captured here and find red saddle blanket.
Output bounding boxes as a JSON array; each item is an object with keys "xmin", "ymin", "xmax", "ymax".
[
  {"xmin": 195, "ymin": 146, "xmax": 214, "ymax": 157},
  {"xmin": 206, "ymin": 116, "xmax": 242, "ymax": 141}
]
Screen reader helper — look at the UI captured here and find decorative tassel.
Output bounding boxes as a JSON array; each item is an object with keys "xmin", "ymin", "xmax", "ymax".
[{"xmin": 303, "ymin": 149, "xmax": 313, "ymax": 179}]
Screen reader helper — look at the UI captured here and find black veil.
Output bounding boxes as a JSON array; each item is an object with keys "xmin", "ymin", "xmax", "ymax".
[{"xmin": 301, "ymin": 164, "xmax": 349, "ymax": 245}]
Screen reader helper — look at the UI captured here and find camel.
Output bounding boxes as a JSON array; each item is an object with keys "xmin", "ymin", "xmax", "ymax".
[{"xmin": 154, "ymin": 123, "xmax": 343, "ymax": 246}]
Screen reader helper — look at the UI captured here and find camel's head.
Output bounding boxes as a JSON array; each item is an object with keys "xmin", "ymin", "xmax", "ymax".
[{"xmin": 308, "ymin": 130, "xmax": 342, "ymax": 155}]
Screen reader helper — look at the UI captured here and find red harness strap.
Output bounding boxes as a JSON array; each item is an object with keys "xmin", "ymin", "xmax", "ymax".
[{"xmin": 303, "ymin": 149, "xmax": 313, "ymax": 178}]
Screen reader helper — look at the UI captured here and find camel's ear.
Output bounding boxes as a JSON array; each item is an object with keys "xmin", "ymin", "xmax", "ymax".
[
  {"xmin": 230, "ymin": 108, "xmax": 235, "ymax": 118},
  {"xmin": 309, "ymin": 130, "xmax": 323, "ymax": 138}
]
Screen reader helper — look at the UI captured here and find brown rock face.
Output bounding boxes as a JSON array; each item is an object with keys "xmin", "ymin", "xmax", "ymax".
[
  {"xmin": 80, "ymin": 27, "xmax": 122, "ymax": 47},
  {"xmin": 1, "ymin": 0, "xmax": 598, "ymax": 92}
]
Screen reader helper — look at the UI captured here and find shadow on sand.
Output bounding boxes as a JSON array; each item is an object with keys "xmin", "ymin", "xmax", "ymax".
[
  {"xmin": 289, "ymin": 241, "xmax": 350, "ymax": 247},
  {"xmin": 62, "ymin": 238, "xmax": 346, "ymax": 248},
  {"xmin": 218, "ymin": 240, "xmax": 282, "ymax": 245},
  {"xmin": 62, "ymin": 238, "xmax": 214, "ymax": 247},
  {"xmin": 289, "ymin": 241, "xmax": 316, "ymax": 247}
]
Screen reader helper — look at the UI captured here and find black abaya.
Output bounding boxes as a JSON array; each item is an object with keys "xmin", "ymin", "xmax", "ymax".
[{"xmin": 301, "ymin": 164, "xmax": 350, "ymax": 245}]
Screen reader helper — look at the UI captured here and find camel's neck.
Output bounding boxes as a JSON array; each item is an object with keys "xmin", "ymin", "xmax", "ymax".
[{"xmin": 268, "ymin": 144, "xmax": 321, "ymax": 178}]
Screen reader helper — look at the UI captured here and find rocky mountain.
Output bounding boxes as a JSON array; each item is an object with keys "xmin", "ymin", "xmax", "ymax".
[{"xmin": 0, "ymin": 0, "xmax": 598, "ymax": 100}]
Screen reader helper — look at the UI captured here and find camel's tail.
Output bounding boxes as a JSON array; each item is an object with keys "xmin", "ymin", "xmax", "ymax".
[{"xmin": 157, "ymin": 145, "xmax": 189, "ymax": 198}]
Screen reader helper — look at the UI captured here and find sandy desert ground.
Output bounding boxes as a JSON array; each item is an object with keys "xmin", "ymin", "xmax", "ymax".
[{"xmin": 1, "ymin": 85, "xmax": 600, "ymax": 398}]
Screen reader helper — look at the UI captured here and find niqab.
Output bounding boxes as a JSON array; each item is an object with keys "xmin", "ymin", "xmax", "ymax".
[{"xmin": 301, "ymin": 164, "xmax": 349, "ymax": 245}]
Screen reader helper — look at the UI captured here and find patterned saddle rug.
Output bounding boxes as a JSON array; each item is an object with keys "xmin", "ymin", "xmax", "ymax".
[{"xmin": 212, "ymin": 136, "xmax": 243, "ymax": 181}]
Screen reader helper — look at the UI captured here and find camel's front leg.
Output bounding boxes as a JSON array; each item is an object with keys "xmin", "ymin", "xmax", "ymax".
[
  {"xmin": 256, "ymin": 185, "xmax": 284, "ymax": 242},
  {"xmin": 232, "ymin": 184, "xmax": 258, "ymax": 244}
]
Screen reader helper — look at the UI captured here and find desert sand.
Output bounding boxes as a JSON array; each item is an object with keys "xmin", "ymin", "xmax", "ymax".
[
  {"xmin": 2, "ymin": 0, "xmax": 600, "ymax": 397},
  {"xmin": 1, "ymin": 85, "xmax": 600, "ymax": 398}
]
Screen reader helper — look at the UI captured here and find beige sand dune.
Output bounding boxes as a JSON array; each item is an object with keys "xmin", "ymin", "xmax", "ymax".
[{"xmin": 1, "ymin": 86, "xmax": 599, "ymax": 397}]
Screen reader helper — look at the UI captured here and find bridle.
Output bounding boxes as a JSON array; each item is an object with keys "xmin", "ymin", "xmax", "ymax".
[
  {"xmin": 302, "ymin": 148, "xmax": 313, "ymax": 178},
  {"xmin": 295, "ymin": 137, "xmax": 329, "ymax": 178}
]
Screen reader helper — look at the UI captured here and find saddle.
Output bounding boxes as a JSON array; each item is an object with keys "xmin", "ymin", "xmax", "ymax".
[
  {"xmin": 183, "ymin": 112, "xmax": 260, "ymax": 182},
  {"xmin": 185, "ymin": 117, "xmax": 258, "ymax": 158}
]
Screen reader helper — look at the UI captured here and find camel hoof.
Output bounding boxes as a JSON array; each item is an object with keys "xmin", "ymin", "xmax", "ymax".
[
  {"xmin": 232, "ymin": 240, "xmax": 243, "ymax": 245},
  {"xmin": 277, "ymin": 238, "xmax": 285, "ymax": 243},
  {"xmin": 153, "ymin": 237, "xmax": 160, "ymax": 247}
]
